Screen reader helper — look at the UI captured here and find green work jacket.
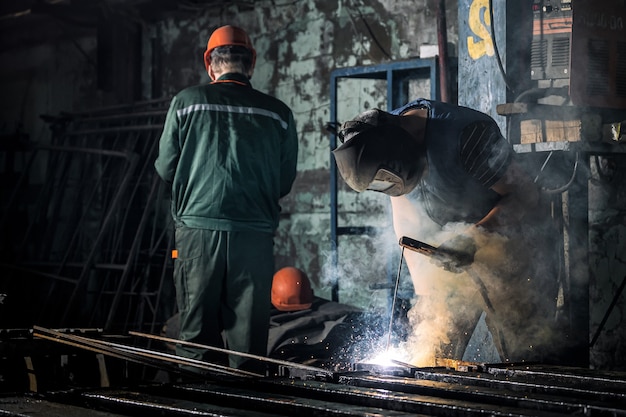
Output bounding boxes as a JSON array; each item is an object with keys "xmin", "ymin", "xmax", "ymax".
[{"xmin": 155, "ymin": 73, "xmax": 298, "ymax": 233}]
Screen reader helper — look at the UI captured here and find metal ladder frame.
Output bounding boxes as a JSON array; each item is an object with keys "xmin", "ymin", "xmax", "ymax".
[{"xmin": 328, "ymin": 57, "xmax": 441, "ymax": 306}]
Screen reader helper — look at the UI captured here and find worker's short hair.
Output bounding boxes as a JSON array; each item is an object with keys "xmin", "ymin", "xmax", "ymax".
[{"xmin": 210, "ymin": 45, "xmax": 254, "ymax": 75}]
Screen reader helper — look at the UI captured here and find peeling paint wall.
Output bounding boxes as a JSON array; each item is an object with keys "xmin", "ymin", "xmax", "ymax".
[{"xmin": 151, "ymin": 0, "xmax": 455, "ymax": 310}]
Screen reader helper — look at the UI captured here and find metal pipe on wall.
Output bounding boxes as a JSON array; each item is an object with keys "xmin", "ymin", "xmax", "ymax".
[{"xmin": 436, "ymin": 0, "xmax": 450, "ymax": 102}]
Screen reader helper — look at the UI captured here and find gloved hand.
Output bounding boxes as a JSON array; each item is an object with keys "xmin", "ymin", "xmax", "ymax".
[{"xmin": 431, "ymin": 234, "xmax": 477, "ymax": 273}]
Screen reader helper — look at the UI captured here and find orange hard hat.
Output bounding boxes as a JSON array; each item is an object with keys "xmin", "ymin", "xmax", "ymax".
[
  {"xmin": 271, "ymin": 267, "xmax": 314, "ymax": 312},
  {"xmin": 203, "ymin": 25, "xmax": 257, "ymax": 71}
]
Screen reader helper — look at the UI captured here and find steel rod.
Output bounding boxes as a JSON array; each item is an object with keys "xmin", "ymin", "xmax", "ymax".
[
  {"xmin": 129, "ymin": 331, "xmax": 334, "ymax": 377},
  {"xmin": 32, "ymin": 326, "xmax": 259, "ymax": 378},
  {"xmin": 105, "ymin": 175, "xmax": 160, "ymax": 330},
  {"xmin": 386, "ymin": 246, "xmax": 404, "ymax": 351},
  {"xmin": 61, "ymin": 153, "xmax": 139, "ymax": 323}
]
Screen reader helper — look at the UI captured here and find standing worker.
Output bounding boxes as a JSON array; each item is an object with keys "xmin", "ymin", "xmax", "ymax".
[
  {"xmin": 155, "ymin": 25, "xmax": 299, "ymax": 372},
  {"xmin": 332, "ymin": 99, "xmax": 564, "ymax": 363}
]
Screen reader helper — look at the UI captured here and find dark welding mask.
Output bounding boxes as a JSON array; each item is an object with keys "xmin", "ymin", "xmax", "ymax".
[{"xmin": 333, "ymin": 117, "xmax": 424, "ymax": 197}]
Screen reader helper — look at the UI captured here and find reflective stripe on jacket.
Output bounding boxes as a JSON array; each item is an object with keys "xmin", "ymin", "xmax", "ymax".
[{"xmin": 155, "ymin": 73, "xmax": 298, "ymax": 232}]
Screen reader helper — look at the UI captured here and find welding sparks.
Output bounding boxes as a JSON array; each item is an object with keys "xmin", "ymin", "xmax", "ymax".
[{"xmin": 363, "ymin": 346, "xmax": 412, "ymax": 367}]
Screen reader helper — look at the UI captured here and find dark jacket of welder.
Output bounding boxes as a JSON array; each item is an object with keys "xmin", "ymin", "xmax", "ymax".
[
  {"xmin": 155, "ymin": 73, "xmax": 298, "ymax": 233},
  {"xmin": 392, "ymin": 99, "xmax": 512, "ymax": 226}
]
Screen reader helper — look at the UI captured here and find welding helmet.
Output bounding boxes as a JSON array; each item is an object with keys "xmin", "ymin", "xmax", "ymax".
[
  {"xmin": 271, "ymin": 267, "xmax": 314, "ymax": 312},
  {"xmin": 332, "ymin": 109, "xmax": 425, "ymax": 197},
  {"xmin": 204, "ymin": 25, "xmax": 257, "ymax": 71}
]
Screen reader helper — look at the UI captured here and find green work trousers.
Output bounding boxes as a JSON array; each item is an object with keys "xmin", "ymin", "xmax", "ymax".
[{"xmin": 173, "ymin": 227, "xmax": 274, "ymax": 370}]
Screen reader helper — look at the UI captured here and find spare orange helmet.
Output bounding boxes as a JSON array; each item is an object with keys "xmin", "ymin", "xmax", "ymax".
[
  {"xmin": 271, "ymin": 267, "xmax": 314, "ymax": 312},
  {"xmin": 203, "ymin": 25, "xmax": 257, "ymax": 72}
]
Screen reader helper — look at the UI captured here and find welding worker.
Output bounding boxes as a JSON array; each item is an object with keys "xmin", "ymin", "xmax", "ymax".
[
  {"xmin": 332, "ymin": 100, "xmax": 563, "ymax": 363},
  {"xmin": 154, "ymin": 25, "xmax": 298, "ymax": 372}
]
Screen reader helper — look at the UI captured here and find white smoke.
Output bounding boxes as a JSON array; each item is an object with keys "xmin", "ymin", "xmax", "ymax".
[
  {"xmin": 319, "ymin": 181, "xmax": 563, "ymax": 368},
  {"xmin": 386, "ymin": 188, "xmax": 564, "ymax": 366}
]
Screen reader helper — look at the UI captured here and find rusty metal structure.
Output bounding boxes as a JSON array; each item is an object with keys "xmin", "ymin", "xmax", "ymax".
[{"xmin": 0, "ymin": 100, "xmax": 175, "ymax": 333}]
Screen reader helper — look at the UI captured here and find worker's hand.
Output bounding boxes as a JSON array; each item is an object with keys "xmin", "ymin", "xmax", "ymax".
[{"xmin": 431, "ymin": 234, "xmax": 477, "ymax": 273}]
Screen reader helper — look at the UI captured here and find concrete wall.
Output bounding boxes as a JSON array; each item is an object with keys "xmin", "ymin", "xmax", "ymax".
[{"xmin": 148, "ymin": 0, "xmax": 457, "ymax": 310}]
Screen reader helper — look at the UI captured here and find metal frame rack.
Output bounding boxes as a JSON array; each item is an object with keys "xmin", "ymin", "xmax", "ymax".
[
  {"xmin": 328, "ymin": 57, "xmax": 440, "ymax": 303},
  {"xmin": 0, "ymin": 99, "xmax": 175, "ymax": 333}
]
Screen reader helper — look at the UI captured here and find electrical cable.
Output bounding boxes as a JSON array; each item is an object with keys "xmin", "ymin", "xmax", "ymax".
[
  {"xmin": 345, "ymin": 1, "xmax": 393, "ymax": 61},
  {"xmin": 357, "ymin": 9, "xmax": 393, "ymax": 60},
  {"xmin": 488, "ymin": 0, "xmax": 514, "ymax": 94},
  {"xmin": 514, "ymin": 86, "xmax": 570, "ymax": 105},
  {"xmin": 541, "ymin": 151, "xmax": 580, "ymax": 194}
]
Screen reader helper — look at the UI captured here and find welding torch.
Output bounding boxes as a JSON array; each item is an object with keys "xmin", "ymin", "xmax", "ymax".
[
  {"xmin": 399, "ymin": 236, "xmax": 475, "ymax": 274},
  {"xmin": 398, "ymin": 235, "xmax": 496, "ymax": 314}
]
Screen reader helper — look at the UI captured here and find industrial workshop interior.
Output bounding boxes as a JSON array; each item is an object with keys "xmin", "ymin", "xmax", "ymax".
[{"xmin": 1, "ymin": 0, "xmax": 626, "ymax": 415}]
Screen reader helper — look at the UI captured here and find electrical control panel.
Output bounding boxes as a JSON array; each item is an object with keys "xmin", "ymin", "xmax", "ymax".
[{"xmin": 530, "ymin": 0, "xmax": 573, "ymax": 81}]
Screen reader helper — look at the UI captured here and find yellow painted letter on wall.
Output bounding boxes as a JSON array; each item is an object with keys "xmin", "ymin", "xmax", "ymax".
[{"xmin": 467, "ymin": 0, "xmax": 495, "ymax": 60}]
